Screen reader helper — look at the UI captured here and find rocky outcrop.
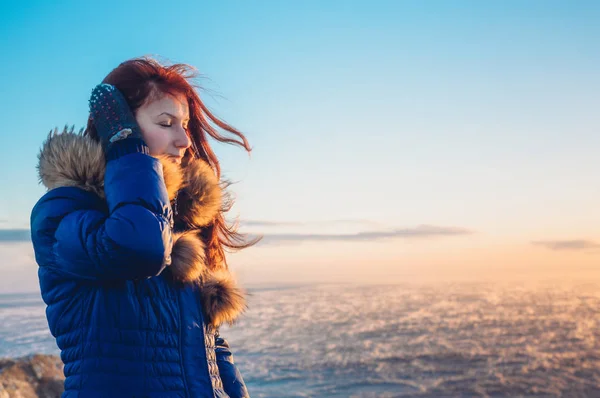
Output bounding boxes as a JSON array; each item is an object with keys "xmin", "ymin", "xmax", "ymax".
[{"xmin": 0, "ymin": 355, "xmax": 63, "ymax": 398}]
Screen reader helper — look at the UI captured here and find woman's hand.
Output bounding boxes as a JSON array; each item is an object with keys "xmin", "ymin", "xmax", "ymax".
[{"xmin": 88, "ymin": 83, "xmax": 144, "ymax": 153}]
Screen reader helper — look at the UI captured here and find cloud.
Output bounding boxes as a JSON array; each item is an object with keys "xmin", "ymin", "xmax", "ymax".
[
  {"xmin": 531, "ymin": 239, "xmax": 600, "ymax": 251},
  {"xmin": 241, "ymin": 220, "xmax": 304, "ymax": 227},
  {"xmin": 240, "ymin": 219, "xmax": 382, "ymax": 228},
  {"xmin": 255, "ymin": 224, "xmax": 472, "ymax": 245},
  {"xmin": 0, "ymin": 229, "xmax": 31, "ymax": 242},
  {"xmin": 1, "ymin": 223, "xmax": 472, "ymax": 246}
]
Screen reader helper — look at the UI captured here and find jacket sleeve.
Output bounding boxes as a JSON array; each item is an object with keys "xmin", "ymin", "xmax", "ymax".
[
  {"xmin": 215, "ymin": 333, "xmax": 250, "ymax": 398},
  {"xmin": 30, "ymin": 139, "xmax": 173, "ymax": 281}
]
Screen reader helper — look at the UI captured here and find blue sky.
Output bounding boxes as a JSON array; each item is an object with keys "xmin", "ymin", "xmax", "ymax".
[{"xmin": 1, "ymin": 1, "xmax": 599, "ymax": 289}]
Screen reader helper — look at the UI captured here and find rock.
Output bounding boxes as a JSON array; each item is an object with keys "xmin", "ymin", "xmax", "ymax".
[{"xmin": 0, "ymin": 355, "xmax": 63, "ymax": 398}]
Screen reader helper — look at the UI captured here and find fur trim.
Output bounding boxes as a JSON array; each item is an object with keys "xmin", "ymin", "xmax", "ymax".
[
  {"xmin": 170, "ymin": 231, "xmax": 207, "ymax": 283},
  {"xmin": 170, "ymin": 232, "xmax": 247, "ymax": 326},
  {"xmin": 176, "ymin": 160, "xmax": 222, "ymax": 228},
  {"xmin": 37, "ymin": 128, "xmax": 105, "ymax": 198},
  {"xmin": 200, "ymin": 270, "xmax": 247, "ymax": 327},
  {"xmin": 155, "ymin": 155, "xmax": 184, "ymax": 202}
]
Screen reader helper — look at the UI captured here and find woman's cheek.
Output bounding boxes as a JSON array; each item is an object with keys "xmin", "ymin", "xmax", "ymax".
[{"xmin": 147, "ymin": 129, "xmax": 170, "ymax": 155}]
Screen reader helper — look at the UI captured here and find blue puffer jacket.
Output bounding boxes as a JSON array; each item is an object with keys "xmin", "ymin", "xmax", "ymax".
[{"xmin": 30, "ymin": 130, "xmax": 250, "ymax": 397}]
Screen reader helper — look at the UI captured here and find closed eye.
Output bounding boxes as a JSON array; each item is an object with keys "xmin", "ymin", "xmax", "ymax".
[{"xmin": 160, "ymin": 123, "xmax": 188, "ymax": 130}]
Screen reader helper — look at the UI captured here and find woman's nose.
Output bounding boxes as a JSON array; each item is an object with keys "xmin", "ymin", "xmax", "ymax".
[{"xmin": 174, "ymin": 126, "xmax": 192, "ymax": 149}]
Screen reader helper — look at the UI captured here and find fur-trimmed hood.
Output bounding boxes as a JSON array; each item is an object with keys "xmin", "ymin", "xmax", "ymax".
[{"xmin": 36, "ymin": 128, "xmax": 246, "ymax": 326}]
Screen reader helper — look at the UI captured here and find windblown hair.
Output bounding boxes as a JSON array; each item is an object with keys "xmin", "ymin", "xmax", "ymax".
[{"xmin": 84, "ymin": 56, "xmax": 259, "ymax": 270}]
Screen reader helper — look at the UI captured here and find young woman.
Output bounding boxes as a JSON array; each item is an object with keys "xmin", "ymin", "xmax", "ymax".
[{"xmin": 30, "ymin": 56, "xmax": 257, "ymax": 397}]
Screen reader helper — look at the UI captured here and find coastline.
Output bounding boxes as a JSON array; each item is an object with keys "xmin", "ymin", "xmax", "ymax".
[{"xmin": 0, "ymin": 354, "xmax": 63, "ymax": 398}]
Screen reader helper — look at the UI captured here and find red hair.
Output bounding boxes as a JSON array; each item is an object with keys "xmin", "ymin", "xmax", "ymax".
[{"xmin": 84, "ymin": 56, "xmax": 259, "ymax": 270}]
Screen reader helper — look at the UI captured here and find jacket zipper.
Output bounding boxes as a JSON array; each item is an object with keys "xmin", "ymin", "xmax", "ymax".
[{"xmin": 173, "ymin": 190, "xmax": 179, "ymax": 217}]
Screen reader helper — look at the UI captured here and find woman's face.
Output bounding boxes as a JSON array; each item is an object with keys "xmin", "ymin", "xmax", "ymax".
[{"xmin": 134, "ymin": 92, "xmax": 191, "ymax": 165}]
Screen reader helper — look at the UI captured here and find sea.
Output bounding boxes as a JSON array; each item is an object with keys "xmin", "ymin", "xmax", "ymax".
[{"xmin": 2, "ymin": 283, "xmax": 600, "ymax": 397}]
